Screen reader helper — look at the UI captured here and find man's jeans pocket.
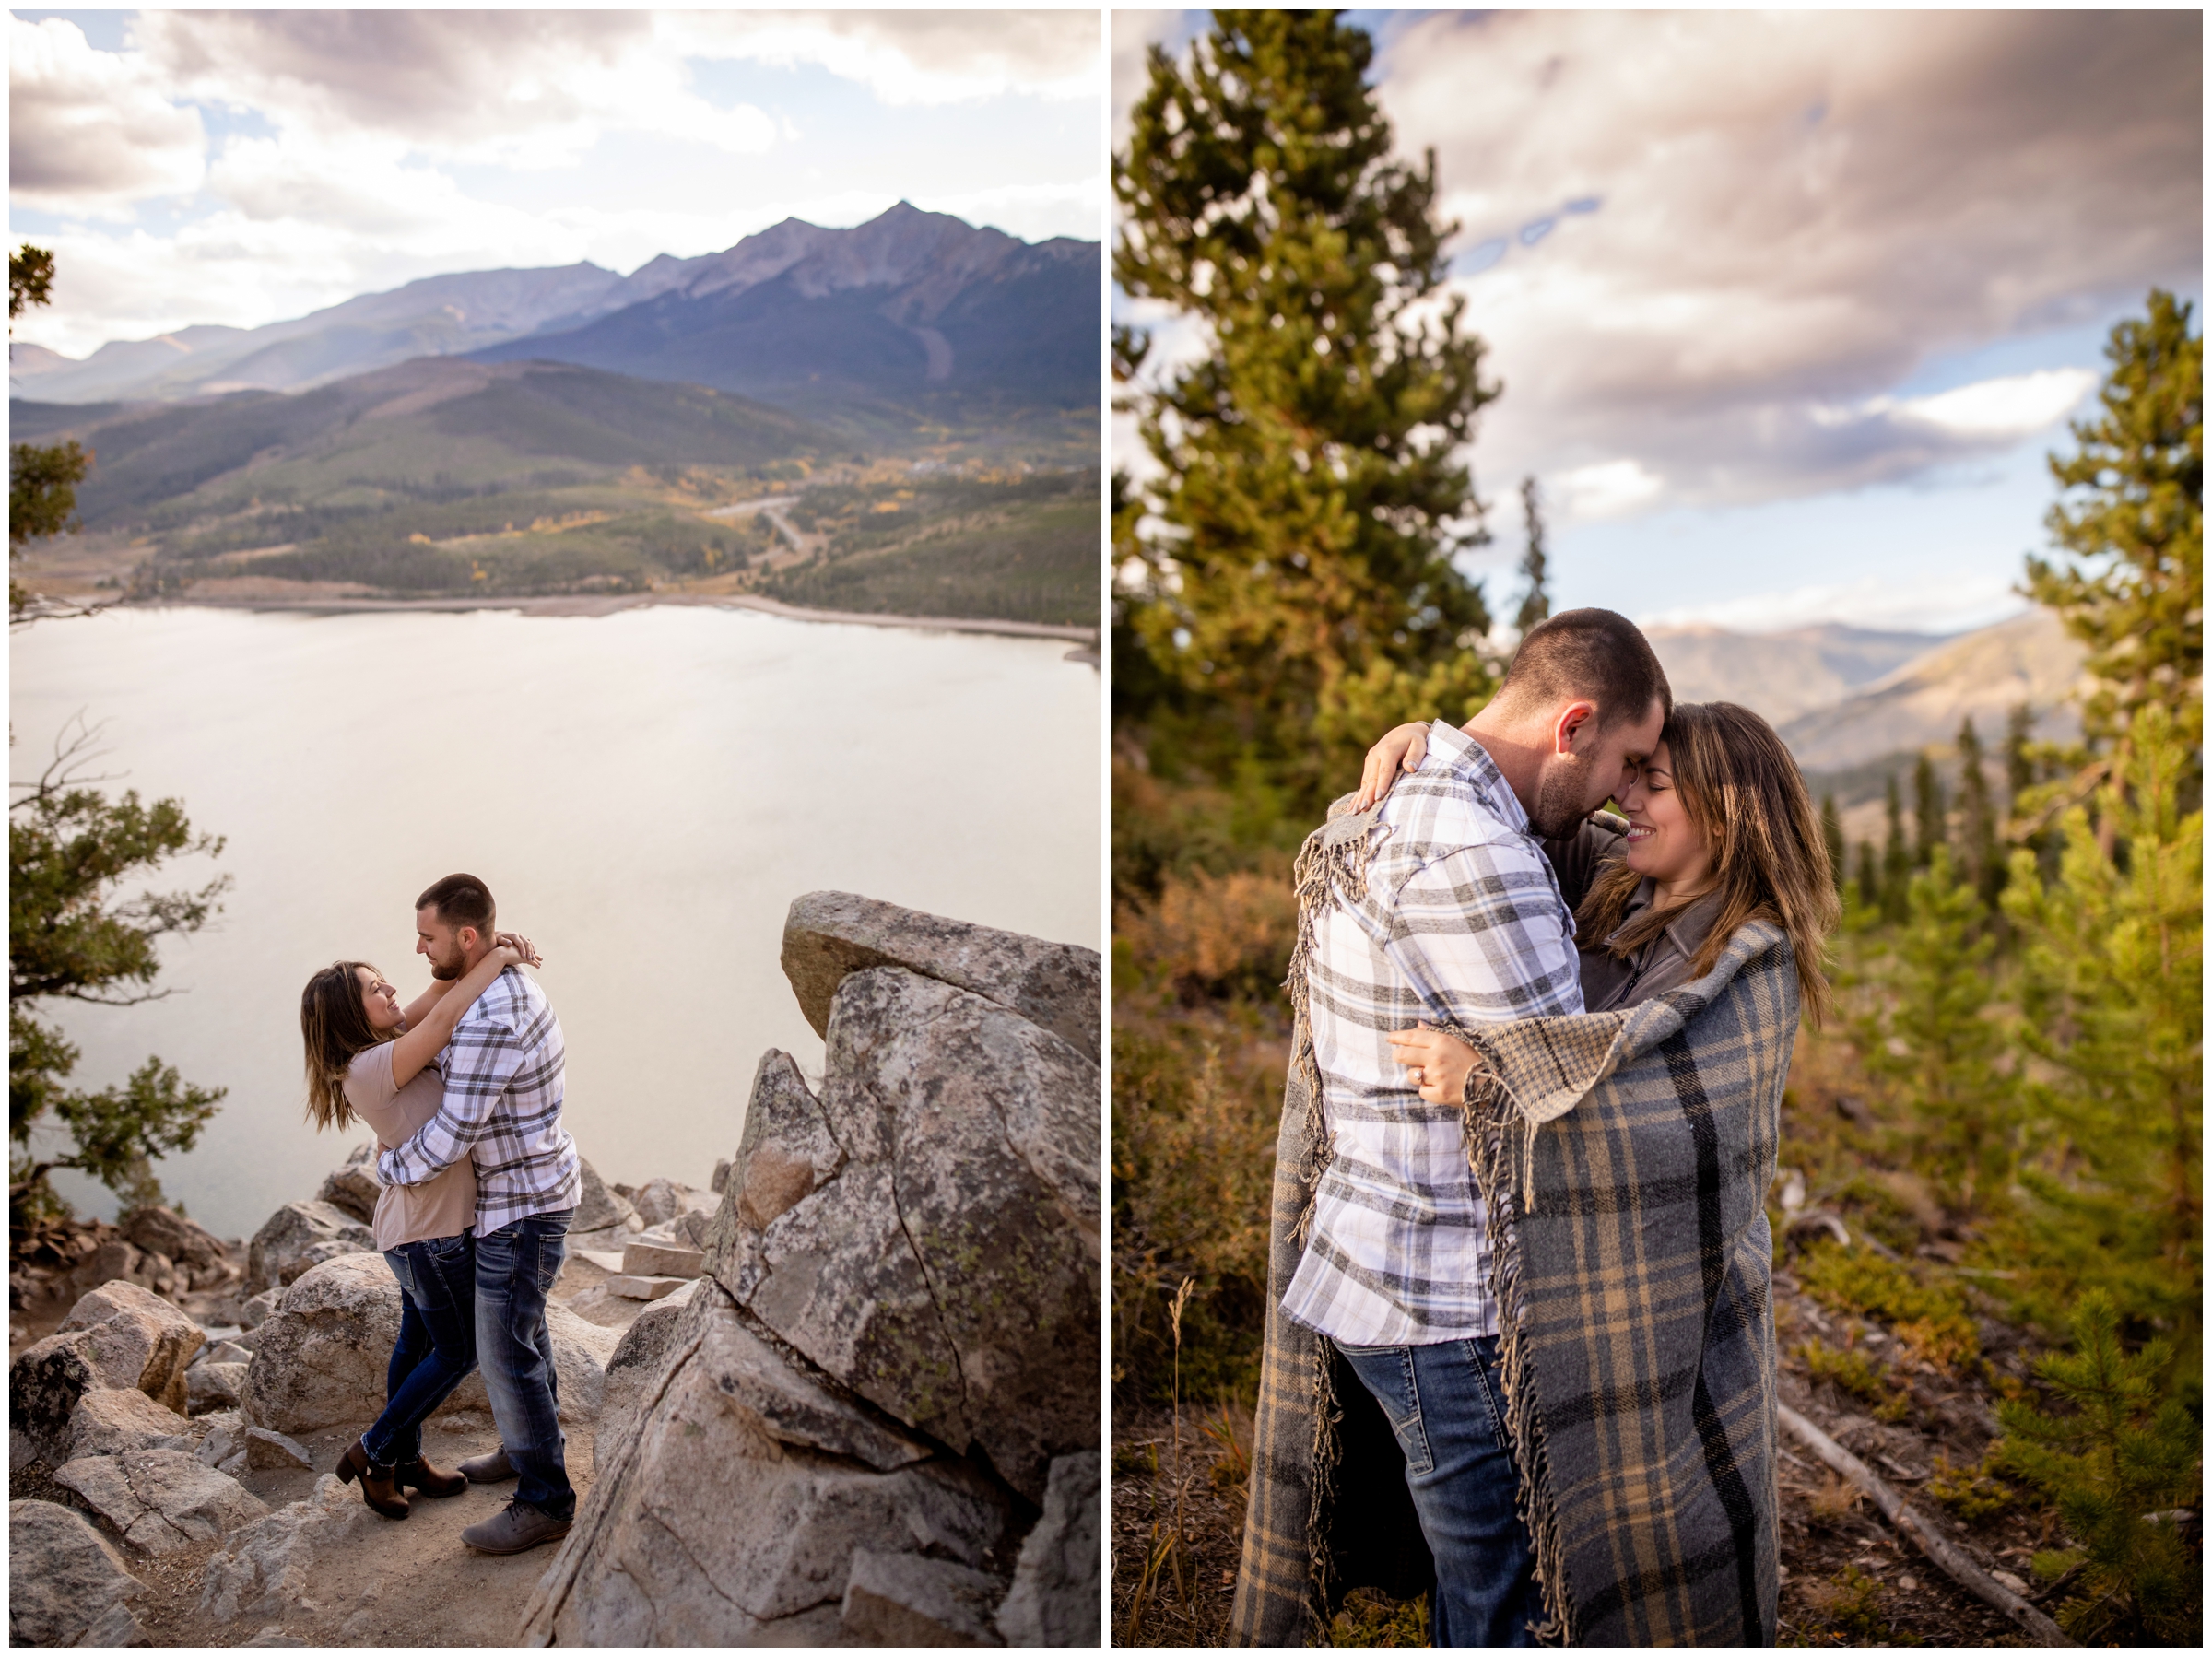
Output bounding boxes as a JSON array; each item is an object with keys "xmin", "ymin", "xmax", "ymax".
[{"xmin": 1335, "ymin": 1340, "xmax": 1435, "ymax": 1477}]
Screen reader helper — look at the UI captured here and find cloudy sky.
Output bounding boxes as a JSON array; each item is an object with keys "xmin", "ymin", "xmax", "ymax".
[
  {"xmin": 1113, "ymin": 10, "xmax": 2203, "ymax": 634},
  {"xmin": 10, "ymin": 7, "xmax": 1101, "ymax": 359}
]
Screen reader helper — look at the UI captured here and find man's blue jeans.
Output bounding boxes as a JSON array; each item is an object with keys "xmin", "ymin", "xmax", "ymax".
[
  {"xmin": 364, "ymin": 1233, "xmax": 477, "ymax": 1466},
  {"xmin": 1335, "ymin": 1334, "xmax": 1546, "ymax": 1648},
  {"xmin": 475, "ymin": 1208, "xmax": 574, "ymax": 1519}
]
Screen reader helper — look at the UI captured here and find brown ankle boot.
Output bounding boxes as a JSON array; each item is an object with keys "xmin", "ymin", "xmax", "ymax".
[
  {"xmin": 394, "ymin": 1455, "xmax": 467, "ymax": 1498},
  {"xmin": 335, "ymin": 1440, "xmax": 410, "ymax": 1519}
]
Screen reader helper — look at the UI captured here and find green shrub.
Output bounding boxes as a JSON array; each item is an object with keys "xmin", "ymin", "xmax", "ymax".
[
  {"xmin": 1796, "ymin": 1339, "xmax": 1912, "ymax": 1423},
  {"xmin": 1924, "ymin": 1451, "xmax": 2016, "ymax": 1522},
  {"xmin": 1795, "ymin": 1241, "xmax": 1980, "ymax": 1373},
  {"xmin": 1992, "ymin": 1291, "xmax": 2201, "ymax": 1644}
]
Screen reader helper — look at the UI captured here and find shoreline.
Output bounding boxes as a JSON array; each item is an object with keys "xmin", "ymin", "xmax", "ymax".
[{"xmin": 117, "ymin": 590, "xmax": 1100, "ymax": 646}]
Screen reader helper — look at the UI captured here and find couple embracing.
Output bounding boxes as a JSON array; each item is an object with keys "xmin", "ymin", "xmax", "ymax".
[
  {"xmin": 296, "ymin": 874, "xmax": 581, "ymax": 1557},
  {"xmin": 1235, "ymin": 609, "xmax": 1839, "ymax": 1647}
]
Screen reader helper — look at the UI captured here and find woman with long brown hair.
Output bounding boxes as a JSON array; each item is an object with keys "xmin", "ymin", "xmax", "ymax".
[
  {"xmin": 1375, "ymin": 699, "xmax": 1838, "ymax": 1095},
  {"xmin": 298, "ymin": 931, "xmax": 535, "ymax": 1519}
]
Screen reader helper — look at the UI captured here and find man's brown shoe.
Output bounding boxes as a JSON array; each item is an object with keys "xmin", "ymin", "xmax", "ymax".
[
  {"xmin": 335, "ymin": 1440, "xmax": 409, "ymax": 1520},
  {"xmin": 394, "ymin": 1456, "xmax": 467, "ymax": 1498},
  {"xmin": 457, "ymin": 1447, "xmax": 516, "ymax": 1484},
  {"xmin": 460, "ymin": 1500, "xmax": 571, "ymax": 1556}
]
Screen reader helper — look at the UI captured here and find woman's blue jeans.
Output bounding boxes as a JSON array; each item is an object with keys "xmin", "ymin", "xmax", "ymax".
[
  {"xmin": 474, "ymin": 1207, "xmax": 575, "ymax": 1520},
  {"xmin": 363, "ymin": 1232, "xmax": 477, "ymax": 1467},
  {"xmin": 1335, "ymin": 1334, "xmax": 1547, "ymax": 1648}
]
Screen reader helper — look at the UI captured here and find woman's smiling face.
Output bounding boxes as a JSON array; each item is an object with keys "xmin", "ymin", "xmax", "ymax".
[
  {"xmin": 1619, "ymin": 741, "xmax": 1716, "ymax": 892},
  {"xmin": 357, "ymin": 966, "xmax": 403, "ymax": 1034}
]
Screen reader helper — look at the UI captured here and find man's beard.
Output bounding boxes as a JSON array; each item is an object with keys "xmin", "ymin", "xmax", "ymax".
[
  {"xmin": 1528, "ymin": 755, "xmax": 1595, "ymax": 840},
  {"xmin": 429, "ymin": 955, "xmax": 463, "ymax": 981}
]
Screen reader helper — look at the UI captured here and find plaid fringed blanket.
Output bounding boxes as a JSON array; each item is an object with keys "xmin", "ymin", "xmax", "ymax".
[{"xmin": 1232, "ymin": 905, "xmax": 1794, "ymax": 1646}]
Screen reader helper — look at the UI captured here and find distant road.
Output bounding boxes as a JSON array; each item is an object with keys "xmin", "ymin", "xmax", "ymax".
[{"xmin": 703, "ymin": 495, "xmax": 815, "ymax": 566}]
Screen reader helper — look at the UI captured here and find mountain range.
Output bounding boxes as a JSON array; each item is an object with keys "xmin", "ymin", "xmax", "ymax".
[
  {"xmin": 8, "ymin": 203, "xmax": 1098, "ymax": 429},
  {"xmin": 1643, "ymin": 623, "xmax": 1959, "ymax": 726},
  {"xmin": 16, "ymin": 357, "xmax": 832, "ymax": 533}
]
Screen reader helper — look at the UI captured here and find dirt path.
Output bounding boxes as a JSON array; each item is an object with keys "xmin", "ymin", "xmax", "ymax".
[{"xmin": 150, "ymin": 1420, "xmax": 595, "ymax": 1647}]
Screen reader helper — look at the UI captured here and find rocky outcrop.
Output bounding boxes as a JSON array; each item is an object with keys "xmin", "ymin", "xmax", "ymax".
[
  {"xmin": 714, "ymin": 968, "xmax": 1100, "ymax": 1502},
  {"xmin": 313, "ymin": 1145, "xmax": 380, "ymax": 1226},
  {"xmin": 66, "ymin": 1385, "xmax": 196, "ymax": 1459},
  {"xmin": 11, "ymin": 1206, "xmax": 244, "ymax": 1322},
  {"xmin": 245, "ymin": 1201, "xmax": 375, "ymax": 1293},
  {"xmin": 9, "ymin": 1499, "xmax": 148, "ymax": 1646},
  {"xmin": 781, "ymin": 889, "xmax": 1101, "ymax": 1064},
  {"xmin": 11, "ymin": 1279, "xmax": 206, "ymax": 1459},
  {"xmin": 189, "ymin": 1360, "xmax": 250, "ymax": 1415},
  {"xmin": 573, "ymin": 1156, "xmax": 637, "ymax": 1232},
  {"xmin": 841, "ymin": 1547, "xmax": 1006, "ymax": 1644},
  {"xmin": 523, "ymin": 896, "xmax": 1100, "ymax": 1646},
  {"xmin": 240, "ymin": 1252, "xmax": 619, "ymax": 1434},
  {"xmin": 522, "ymin": 1281, "xmax": 1011, "ymax": 1645},
  {"xmin": 199, "ymin": 1475, "xmax": 381, "ymax": 1624},
  {"xmin": 996, "ymin": 1451, "xmax": 1102, "ymax": 1646},
  {"xmin": 54, "ymin": 1448, "xmax": 268, "ymax": 1555},
  {"xmin": 120, "ymin": 1205, "xmax": 230, "ymax": 1280}
]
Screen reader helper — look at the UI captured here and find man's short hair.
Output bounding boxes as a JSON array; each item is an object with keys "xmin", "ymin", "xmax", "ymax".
[
  {"xmin": 1496, "ymin": 607, "xmax": 1673, "ymax": 730},
  {"xmin": 415, "ymin": 873, "xmax": 495, "ymax": 936}
]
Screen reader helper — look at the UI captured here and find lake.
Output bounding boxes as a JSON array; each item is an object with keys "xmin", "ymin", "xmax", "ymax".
[{"xmin": 10, "ymin": 603, "xmax": 1100, "ymax": 1240}]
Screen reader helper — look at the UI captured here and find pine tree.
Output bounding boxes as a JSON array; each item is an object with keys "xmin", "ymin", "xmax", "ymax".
[
  {"xmin": 10, "ymin": 727, "xmax": 230, "ymax": 1221},
  {"xmin": 2024, "ymin": 290, "xmax": 2203, "ymax": 763},
  {"xmin": 1512, "ymin": 475, "xmax": 1549, "ymax": 639},
  {"xmin": 9, "ymin": 244, "xmax": 93, "ymax": 621},
  {"xmin": 1999, "ymin": 702, "xmax": 2201, "ymax": 1366},
  {"xmin": 1854, "ymin": 840, "xmax": 1882, "ymax": 916},
  {"xmin": 1994, "ymin": 1291, "xmax": 2200, "ymax": 1644},
  {"xmin": 1912, "ymin": 753, "xmax": 1947, "ymax": 871},
  {"xmin": 1955, "ymin": 718, "xmax": 2004, "ymax": 908},
  {"xmin": 1860, "ymin": 848, "xmax": 2014, "ymax": 1216},
  {"xmin": 1881, "ymin": 775, "xmax": 1911, "ymax": 923},
  {"xmin": 1819, "ymin": 794, "xmax": 1846, "ymax": 896},
  {"xmin": 1114, "ymin": 10, "xmax": 1497, "ymax": 803}
]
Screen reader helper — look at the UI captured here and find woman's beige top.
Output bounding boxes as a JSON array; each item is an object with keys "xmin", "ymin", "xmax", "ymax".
[{"xmin": 343, "ymin": 1044, "xmax": 476, "ymax": 1251}]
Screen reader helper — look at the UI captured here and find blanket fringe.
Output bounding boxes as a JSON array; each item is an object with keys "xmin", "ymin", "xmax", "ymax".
[
  {"xmin": 1465, "ymin": 1045, "xmax": 1573, "ymax": 1645},
  {"xmin": 1282, "ymin": 814, "xmax": 1380, "ymax": 1240},
  {"xmin": 1281, "ymin": 815, "xmax": 1380, "ymax": 1635}
]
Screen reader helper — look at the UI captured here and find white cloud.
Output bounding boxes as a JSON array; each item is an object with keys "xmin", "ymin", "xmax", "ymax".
[
  {"xmin": 1552, "ymin": 459, "xmax": 1665, "ymax": 522},
  {"xmin": 131, "ymin": 10, "xmax": 782, "ymax": 168},
  {"xmin": 9, "ymin": 10, "xmax": 1100, "ymax": 358},
  {"xmin": 673, "ymin": 11, "xmax": 1100, "ymax": 106},
  {"xmin": 1113, "ymin": 11, "xmax": 2199, "ymax": 517},
  {"xmin": 8, "ymin": 17, "xmax": 206, "ymax": 211},
  {"xmin": 1638, "ymin": 572, "xmax": 2030, "ymax": 637},
  {"xmin": 1376, "ymin": 9, "xmax": 2199, "ymax": 510},
  {"xmin": 1880, "ymin": 370, "xmax": 2100, "ymax": 441}
]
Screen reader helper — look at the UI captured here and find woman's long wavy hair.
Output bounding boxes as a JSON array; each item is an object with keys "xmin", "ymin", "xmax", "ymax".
[
  {"xmin": 1575, "ymin": 700, "xmax": 1840, "ymax": 1026},
  {"xmin": 300, "ymin": 961, "xmax": 388, "ymax": 1133}
]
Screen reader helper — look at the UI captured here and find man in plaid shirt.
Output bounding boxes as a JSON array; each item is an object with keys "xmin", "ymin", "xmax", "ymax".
[
  {"xmin": 1286, "ymin": 610, "xmax": 1670, "ymax": 1646},
  {"xmin": 379, "ymin": 873, "xmax": 582, "ymax": 1556}
]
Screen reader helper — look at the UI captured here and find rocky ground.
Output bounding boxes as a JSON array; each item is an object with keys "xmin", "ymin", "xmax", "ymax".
[
  {"xmin": 9, "ymin": 1160, "xmax": 699, "ymax": 1649},
  {"xmin": 1110, "ymin": 1264, "xmax": 2076, "ymax": 1647},
  {"xmin": 11, "ymin": 889, "xmax": 1104, "ymax": 1649}
]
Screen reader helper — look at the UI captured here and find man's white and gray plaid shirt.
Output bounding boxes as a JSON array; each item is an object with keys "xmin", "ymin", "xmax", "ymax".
[
  {"xmin": 377, "ymin": 967, "xmax": 582, "ymax": 1234},
  {"xmin": 1281, "ymin": 721, "xmax": 1585, "ymax": 1346}
]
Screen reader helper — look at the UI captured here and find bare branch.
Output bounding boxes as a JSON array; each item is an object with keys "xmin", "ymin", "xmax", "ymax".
[{"xmin": 11, "ymin": 710, "xmax": 124, "ymax": 808}]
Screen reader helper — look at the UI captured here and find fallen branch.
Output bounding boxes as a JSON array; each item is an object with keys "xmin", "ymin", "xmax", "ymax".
[{"xmin": 1777, "ymin": 1403, "xmax": 2075, "ymax": 1647}]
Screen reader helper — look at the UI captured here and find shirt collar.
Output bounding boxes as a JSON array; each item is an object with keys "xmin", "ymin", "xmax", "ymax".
[
  {"xmin": 1423, "ymin": 721, "xmax": 1534, "ymax": 839},
  {"xmin": 1612, "ymin": 876, "xmax": 1727, "ymax": 957}
]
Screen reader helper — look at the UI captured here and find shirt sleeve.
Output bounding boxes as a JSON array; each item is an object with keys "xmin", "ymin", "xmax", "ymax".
[
  {"xmin": 1382, "ymin": 840, "xmax": 1586, "ymax": 1028},
  {"xmin": 375, "ymin": 1012, "xmax": 521, "ymax": 1188}
]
